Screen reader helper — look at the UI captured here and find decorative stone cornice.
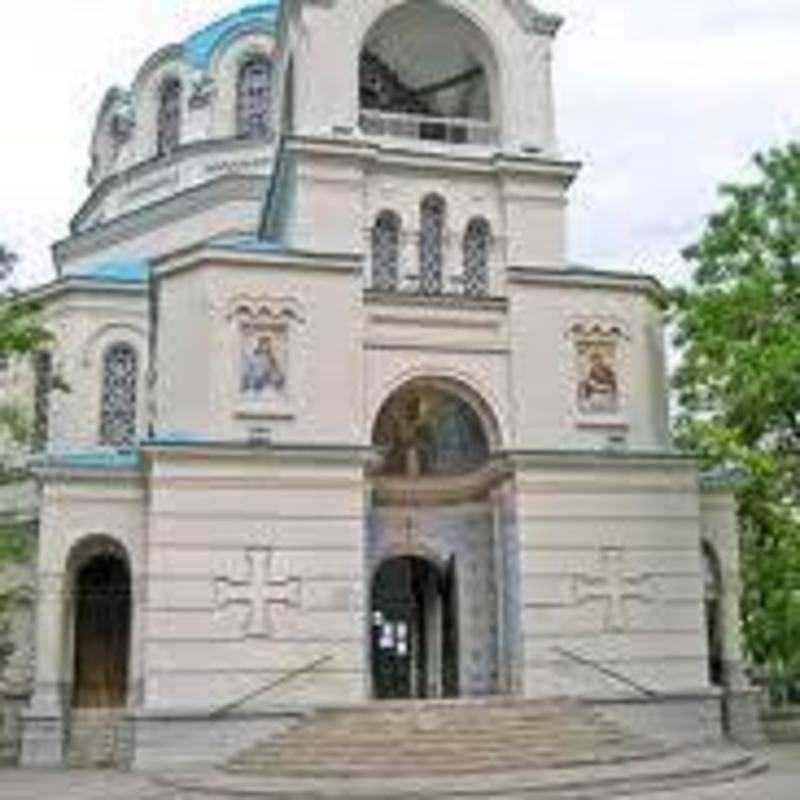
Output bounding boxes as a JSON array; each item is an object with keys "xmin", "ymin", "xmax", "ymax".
[
  {"xmin": 504, "ymin": 0, "xmax": 564, "ymax": 37},
  {"xmin": 141, "ymin": 439, "xmax": 376, "ymax": 468}
]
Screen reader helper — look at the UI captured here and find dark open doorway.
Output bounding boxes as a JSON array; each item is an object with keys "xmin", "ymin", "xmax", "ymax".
[
  {"xmin": 371, "ymin": 555, "xmax": 459, "ymax": 700},
  {"xmin": 72, "ymin": 554, "xmax": 131, "ymax": 709}
]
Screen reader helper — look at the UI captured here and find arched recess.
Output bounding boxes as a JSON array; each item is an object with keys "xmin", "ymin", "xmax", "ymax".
[
  {"xmin": 65, "ymin": 536, "xmax": 132, "ymax": 709},
  {"xmin": 367, "ymin": 376, "xmax": 511, "ymax": 698},
  {"xmin": 702, "ymin": 542, "xmax": 724, "ymax": 687},
  {"xmin": 371, "ymin": 376, "xmax": 499, "ymax": 479},
  {"xmin": 358, "ymin": 1, "xmax": 502, "ymax": 144}
]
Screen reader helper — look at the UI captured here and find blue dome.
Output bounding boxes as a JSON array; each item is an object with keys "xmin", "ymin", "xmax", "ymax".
[{"xmin": 183, "ymin": 2, "xmax": 282, "ymax": 70}]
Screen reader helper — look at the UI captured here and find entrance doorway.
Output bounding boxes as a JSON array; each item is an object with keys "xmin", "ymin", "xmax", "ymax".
[
  {"xmin": 72, "ymin": 553, "xmax": 131, "ymax": 708},
  {"xmin": 371, "ymin": 556, "xmax": 459, "ymax": 700},
  {"xmin": 702, "ymin": 544, "xmax": 724, "ymax": 687}
]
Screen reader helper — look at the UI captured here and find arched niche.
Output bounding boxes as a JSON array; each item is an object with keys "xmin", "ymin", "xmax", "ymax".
[
  {"xmin": 65, "ymin": 536, "xmax": 132, "ymax": 709},
  {"xmin": 371, "ymin": 377, "xmax": 495, "ymax": 481},
  {"xmin": 358, "ymin": 2, "xmax": 502, "ymax": 144},
  {"xmin": 366, "ymin": 377, "xmax": 508, "ymax": 698}
]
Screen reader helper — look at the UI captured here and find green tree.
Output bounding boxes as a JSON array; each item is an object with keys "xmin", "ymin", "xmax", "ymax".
[
  {"xmin": 0, "ymin": 245, "xmax": 48, "ymax": 573},
  {"xmin": 671, "ymin": 143, "xmax": 800, "ymax": 697}
]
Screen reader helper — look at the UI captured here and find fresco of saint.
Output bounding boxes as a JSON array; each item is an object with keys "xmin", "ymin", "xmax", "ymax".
[
  {"xmin": 241, "ymin": 332, "xmax": 286, "ymax": 396},
  {"xmin": 577, "ymin": 347, "xmax": 619, "ymax": 414}
]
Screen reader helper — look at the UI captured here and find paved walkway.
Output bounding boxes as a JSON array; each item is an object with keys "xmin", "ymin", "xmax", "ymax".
[{"xmin": 1, "ymin": 744, "xmax": 798, "ymax": 799}]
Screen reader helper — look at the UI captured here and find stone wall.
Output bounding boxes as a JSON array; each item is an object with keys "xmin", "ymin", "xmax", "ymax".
[
  {"xmin": 0, "ymin": 479, "xmax": 38, "ymax": 765},
  {"xmin": 0, "ymin": 545, "xmax": 36, "ymax": 765}
]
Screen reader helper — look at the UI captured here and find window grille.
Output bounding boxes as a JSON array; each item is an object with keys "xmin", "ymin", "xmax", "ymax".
[
  {"xmin": 419, "ymin": 195, "xmax": 446, "ymax": 295},
  {"xmin": 100, "ymin": 344, "xmax": 138, "ymax": 448},
  {"xmin": 237, "ymin": 56, "xmax": 273, "ymax": 139},
  {"xmin": 463, "ymin": 217, "xmax": 491, "ymax": 297},
  {"xmin": 33, "ymin": 351, "xmax": 52, "ymax": 450},
  {"xmin": 371, "ymin": 211, "xmax": 401, "ymax": 291},
  {"xmin": 157, "ymin": 78, "xmax": 182, "ymax": 156}
]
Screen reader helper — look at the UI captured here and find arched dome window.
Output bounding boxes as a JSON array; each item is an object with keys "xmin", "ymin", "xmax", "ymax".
[
  {"xmin": 237, "ymin": 56, "xmax": 273, "ymax": 139},
  {"xmin": 157, "ymin": 77, "xmax": 182, "ymax": 156},
  {"xmin": 419, "ymin": 195, "xmax": 445, "ymax": 295},
  {"xmin": 462, "ymin": 217, "xmax": 491, "ymax": 297},
  {"xmin": 100, "ymin": 343, "xmax": 138, "ymax": 448},
  {"xmin": 371, "ymin": 211, "xmax": 401, "ymax": 292}
]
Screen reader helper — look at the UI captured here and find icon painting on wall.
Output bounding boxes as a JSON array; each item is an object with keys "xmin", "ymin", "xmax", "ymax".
[
  {"xmin": 576, "ymin": 342, "xmax": 619, "ymax": 415},
  {"xmin": 241, "ymin": 327, "xmax": 287, "ymax": 398}
]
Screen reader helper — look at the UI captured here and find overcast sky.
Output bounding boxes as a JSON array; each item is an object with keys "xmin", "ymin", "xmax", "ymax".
[{"xmin": 1, "ymin": 1, "xmax": 798, "ymax": 288}]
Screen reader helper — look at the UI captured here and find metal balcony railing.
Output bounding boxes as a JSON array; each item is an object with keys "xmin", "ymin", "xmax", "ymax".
[{"xmin": 359, "ymin": 110, "xmax": 498, "ymax": 146}]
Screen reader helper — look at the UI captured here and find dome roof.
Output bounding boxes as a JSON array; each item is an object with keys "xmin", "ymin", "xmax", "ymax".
[{"xmin": 183, "ymin": 2, "xmax": 282, "ymax": 70}]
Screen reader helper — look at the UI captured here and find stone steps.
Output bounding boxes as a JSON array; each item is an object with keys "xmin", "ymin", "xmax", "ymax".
[
  {"xmin": 158, "ymin": 745, "xmax": 768, "ymax": 799},
  {"xmin": 67, "ymin": 708, "xmax": 124, "ymax": 769},
  {"xmin": 225, "ymin": 699, "xmax": 666, "ymax": 779}
]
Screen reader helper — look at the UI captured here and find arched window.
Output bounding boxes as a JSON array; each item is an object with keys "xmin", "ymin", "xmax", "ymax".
[
  {"xmin": 371, "ymin": 211, "xmax": 401, "ymax": 291},
  {"xmin": 100, "ymin": 343, "xmax": 138, "ymax": 447},
  {"xmin": 419, "ymin": 194, "xmax": 446, "ymax": 295},
  {"xmin": 237, "ymin": 56, "xmax": 273, "ymax": 139},
  {"xmin": 462, "ymin": 217, "xmax": 491, "ymax": 297},
  {"xmin": 157, "ymin": 78, "xmax": 182, "ymax": 156},
  {"xmin": 33, "ymin": 350, "xmax": 53, "ymax": 450}
]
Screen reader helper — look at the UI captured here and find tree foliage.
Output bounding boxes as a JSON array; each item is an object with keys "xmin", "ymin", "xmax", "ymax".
[
  {"xmin": 0, "ymin": 245, "xmax": 49, "ymax": 578},
  {"xmin": 671, "ymin": 143, "xmax": 800, "ymax": 690},
  {"xmin": 0, "ymin": 245, "xmax": 51, "ymax": 358}
]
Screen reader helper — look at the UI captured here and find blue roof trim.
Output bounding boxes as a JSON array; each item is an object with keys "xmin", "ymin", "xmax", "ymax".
[
  {"xmin": 183, "ymin": 3, "xmax": 282, "ymax": 70},
  {"xmin": 78, "ymin": 260, "xmax": 150, "ymax": 284},
  {"xmin": 34, "ymin": 448, "xmax": 143, "ymax": 470},
  {"xmin": 212, "ymin": 234, "xmax": 283, "ymax": 253}
]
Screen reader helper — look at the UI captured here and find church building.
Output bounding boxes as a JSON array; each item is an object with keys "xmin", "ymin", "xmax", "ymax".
[{"xmin": 3, "ymin": 0, "xmax": 758, "ymax": 769}]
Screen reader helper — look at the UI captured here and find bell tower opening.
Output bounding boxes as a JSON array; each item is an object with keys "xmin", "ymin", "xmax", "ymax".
[{"xmin": 359, "ymin": 3, "xmax": 500, "ymax": 145}]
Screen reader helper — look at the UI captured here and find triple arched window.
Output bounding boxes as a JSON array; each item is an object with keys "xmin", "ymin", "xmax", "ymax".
[
  {"xmin": 100, "ymin": 343, "xmax": 139, "ymax": 448},
  {"xmin": 369, "ymin": 202, "xmax": 492, "ymax": 297},
  {"xmin": 237, "ymin": 56, "xmax": 273, "ymax": 139},
  {"xmin": 157, "ymin": 78, "xmax": 182, "ymax": 156}
]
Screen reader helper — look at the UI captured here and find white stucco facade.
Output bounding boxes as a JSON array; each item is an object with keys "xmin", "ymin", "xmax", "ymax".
[{"xmin": 0, "ymin": 0, "xmax": 755, "ymax": 769}]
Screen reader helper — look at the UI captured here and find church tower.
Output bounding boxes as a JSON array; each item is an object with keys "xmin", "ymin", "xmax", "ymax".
[{"xmin": 267, "ymin": 0, "xmax": 572, "ymax": 275}]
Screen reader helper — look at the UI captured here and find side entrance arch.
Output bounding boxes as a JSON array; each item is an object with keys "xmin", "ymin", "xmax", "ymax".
[{"xmin": 69, "ymin": 539, "xmax": 132, "ymax": 709}]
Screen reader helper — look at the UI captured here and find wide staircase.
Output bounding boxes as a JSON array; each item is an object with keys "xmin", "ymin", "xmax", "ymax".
[
  {"xmin": 227, "ymin": 698, "xmax": 663, "ymax": 777},
  {"xmin": 157, "ymin": 698, "xmax": 766, "ymax": 799},
  {"xmin": 67, "ymin": 708, "xmax": 125, "ymax": 769}
]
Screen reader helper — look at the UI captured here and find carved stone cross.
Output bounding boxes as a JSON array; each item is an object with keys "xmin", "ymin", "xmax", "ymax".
[
  {"xmin": 214, "ymin": 548, "xmax": 302, "ymax": 638},
  {"xmin": 572, "ymin": 547, "xmax": 655, "ymax": 632}
]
